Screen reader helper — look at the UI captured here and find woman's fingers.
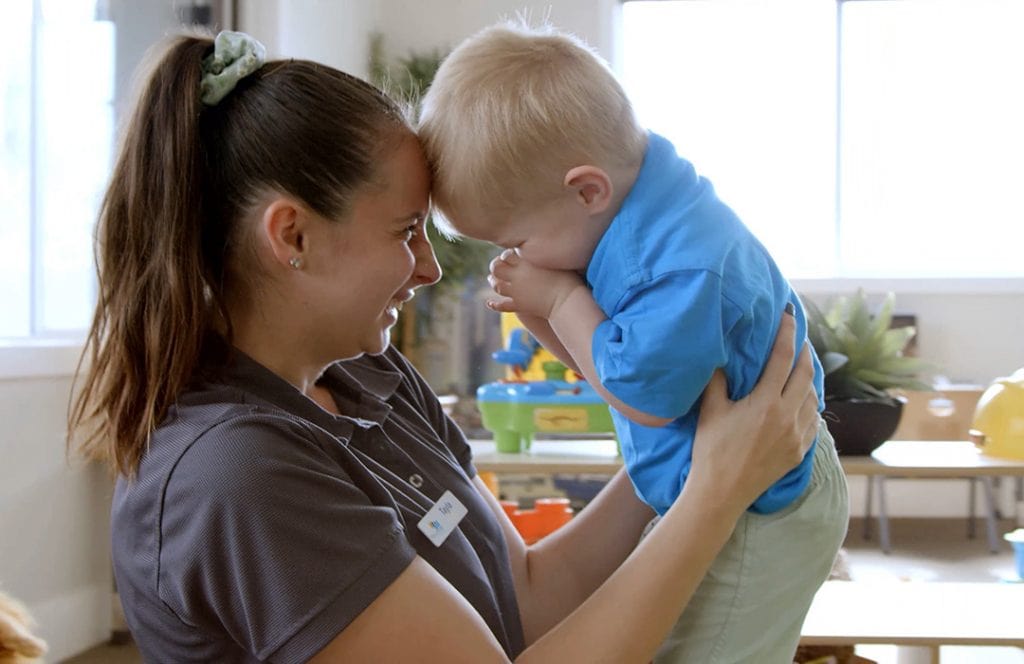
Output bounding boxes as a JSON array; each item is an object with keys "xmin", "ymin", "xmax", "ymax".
[
  {"xmin": 698, "ymin": 369, "xmax": 730, "ymax": 420},
  {"xmin": 782, "ymin": 345, "xmax": 815, "ymax": 400},
  {"xmin": 689, "ymin": 310, "xmax": 824, "ymax": 509},
  {"xmin": 759, "ymin": 309, "xmax": 798, "ymax": 393}
]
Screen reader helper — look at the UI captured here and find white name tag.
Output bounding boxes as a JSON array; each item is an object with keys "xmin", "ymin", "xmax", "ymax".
[{"xmin": 417, "ymin": 490, "xmax": 468, "ymax": 547}]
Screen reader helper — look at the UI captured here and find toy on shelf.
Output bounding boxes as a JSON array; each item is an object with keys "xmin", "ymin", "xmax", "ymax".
[
  {"xmin": 477, "ymin": 313, "xmax": 616, "ymax": 453},
  {"xmin": 501, "ymin": 498, "xmax": 573, "ymax": 544},
  {"xmin": 970, "ymin": 368, "xmax": 1024, "ymax": 460}
]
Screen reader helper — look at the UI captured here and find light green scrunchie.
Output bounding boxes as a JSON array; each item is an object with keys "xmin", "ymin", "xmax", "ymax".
[{"xmin": 200, "ymin": 31, "xmax": 267, "ymax": 106}]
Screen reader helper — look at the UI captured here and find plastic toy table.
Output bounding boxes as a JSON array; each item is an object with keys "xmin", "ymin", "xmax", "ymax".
[{"xmin": 476, "ymin": 379, "xmax": 616, "ymax": 453}]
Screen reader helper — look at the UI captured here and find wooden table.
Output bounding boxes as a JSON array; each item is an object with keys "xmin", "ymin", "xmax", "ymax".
[
  {"xmin": 840, "ymin": 441, "xmax": 1024, "ymax": 554},
  {"xmin": 469, "ymin": 438, "xmax": 1024, "ymax": 553},
  {"xmin": 800, "ymin": 580, "xmax": 1024, "ymax": 663}
]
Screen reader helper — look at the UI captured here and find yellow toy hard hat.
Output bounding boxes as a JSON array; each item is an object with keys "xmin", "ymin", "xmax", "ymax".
[{"xmin": 970, "ymin": 368, "xmax": 1024, "ymax": 460}]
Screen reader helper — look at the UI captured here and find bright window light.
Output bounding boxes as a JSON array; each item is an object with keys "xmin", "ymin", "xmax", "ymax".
[
  {"xmin": 840, "ymin": 0, "xmax": 1024, "ymax": 277},
  {"xmin": 621, "ymin": 0, "xmax": 1024, "ymax": 280},
  {"xmin": 0, "ymin": 0, "xmax": 113, "ymax": 339}
]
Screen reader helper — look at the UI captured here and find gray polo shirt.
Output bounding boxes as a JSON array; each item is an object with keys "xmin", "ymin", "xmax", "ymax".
[{"xmin": 112, "ymin": 344, "xmax": 524, "ymax": 662}]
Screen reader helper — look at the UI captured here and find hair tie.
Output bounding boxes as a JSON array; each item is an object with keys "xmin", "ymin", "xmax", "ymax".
[{"xmin": 200, "ymin": 31, "xmax": 267, "ymax": 106}]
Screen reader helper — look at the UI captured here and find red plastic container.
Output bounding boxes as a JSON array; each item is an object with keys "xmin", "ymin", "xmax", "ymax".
[{"xmin": 501, "ymin": 498, "xmax": 573, "ymax": 544}]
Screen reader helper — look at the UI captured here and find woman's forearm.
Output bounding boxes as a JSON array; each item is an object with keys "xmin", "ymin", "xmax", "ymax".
[
  {"xmin": 514, "ymin": 469, "xmax": 655, "ymax": 642},
  {"xmin": 516, "ymin": 475, "xmax": 745, "ymax": 663}
]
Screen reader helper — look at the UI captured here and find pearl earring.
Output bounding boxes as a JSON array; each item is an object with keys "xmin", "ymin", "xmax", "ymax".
[{"xmin": 288, "ymin": 256, "xmax": 303, "ymax": 270}]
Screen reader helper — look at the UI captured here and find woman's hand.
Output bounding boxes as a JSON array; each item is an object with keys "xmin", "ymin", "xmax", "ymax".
[{"xmin": 688, "ymin": 310, "xmax": 820, "ymax": 515}]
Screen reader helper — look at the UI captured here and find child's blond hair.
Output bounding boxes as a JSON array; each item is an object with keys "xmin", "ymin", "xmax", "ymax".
[{"xmin": 419, "ymin": 21, "xmax": 646, "ymax": 234}]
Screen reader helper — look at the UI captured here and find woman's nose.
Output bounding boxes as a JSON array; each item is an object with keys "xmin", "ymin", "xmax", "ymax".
[{"xmin": 411, "ymin": 229, "xmax": 442, "ymax": 287}]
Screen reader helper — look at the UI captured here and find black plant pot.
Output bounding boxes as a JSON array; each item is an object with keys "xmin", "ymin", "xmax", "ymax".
[{"xmin": 823, "ymin": 398, "xmax": 905, "ymax": 456}]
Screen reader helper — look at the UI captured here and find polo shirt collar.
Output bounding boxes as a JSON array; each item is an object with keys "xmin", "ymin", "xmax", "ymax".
[{"xmin": 212, "ymin": 339, "xmax": 402, "ymax": 430}]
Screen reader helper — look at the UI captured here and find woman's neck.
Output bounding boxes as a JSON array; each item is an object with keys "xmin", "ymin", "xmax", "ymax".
[{"xmin": 226, "ymin": 298, "xmax": 329, "ymax": 398}]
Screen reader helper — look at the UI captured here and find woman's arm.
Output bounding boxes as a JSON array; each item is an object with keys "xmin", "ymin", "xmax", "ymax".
[
  {"xmin": 472, "ymin": 469, "xmax": 654, "ymax": 644},
  {"xmin": 311, "ymin": 312, "xmax": 819, "ymax": 662}
]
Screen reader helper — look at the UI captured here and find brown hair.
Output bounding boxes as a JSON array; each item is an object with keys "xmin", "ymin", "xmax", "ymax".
[
  {"xmin": 68, "ymin": 34, "xmax": 410, "ymax": 477},
  {"xmin": 419, "ymin": 21, "xmax": 646, "ymax": 232}
]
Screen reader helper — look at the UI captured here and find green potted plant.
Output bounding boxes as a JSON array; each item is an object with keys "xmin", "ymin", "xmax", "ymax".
[{"xmin": 804, "ymin": 289, "xmax": 933, "ymax": 456}]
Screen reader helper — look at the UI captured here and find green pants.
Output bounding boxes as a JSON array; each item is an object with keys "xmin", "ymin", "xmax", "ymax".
[{"xmin": 652, "ymin": 420, "xmax": 849, "ymax": 664}]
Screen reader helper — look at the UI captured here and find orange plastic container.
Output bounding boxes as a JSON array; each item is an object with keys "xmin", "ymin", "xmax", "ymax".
[{"xmin": 501, "ymin": 498, "xmax": 574, "ymax": 544}]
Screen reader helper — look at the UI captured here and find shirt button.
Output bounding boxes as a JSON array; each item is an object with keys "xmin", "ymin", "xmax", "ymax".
[{"xmin": 409, "ymin": 474, "xmax": 424, "ymax": 488}]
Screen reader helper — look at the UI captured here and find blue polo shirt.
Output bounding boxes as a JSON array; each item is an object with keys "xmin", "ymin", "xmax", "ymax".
[{"xmin": 587, "ymin": 132, "xmax": 825, "ymax": 515}]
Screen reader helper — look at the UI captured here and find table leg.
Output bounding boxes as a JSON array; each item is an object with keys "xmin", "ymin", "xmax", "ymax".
[
  {"xmin": 967, "ymin": 477, "xmax": 976, "ymax": 539},
  {"xmin": 878, "ymin": 476, "xmax": 892, "ymax": 554},
  {"xmin": 981, "ymin": 476, "xmax": 1000, "ymax": 554},
  {"xmin": 894, "ymin": 645, "xmax": 940, "ymax": 664},
  {"xmin": 864, "ymin": 475, "xmax": 874, "ymax": 540}
]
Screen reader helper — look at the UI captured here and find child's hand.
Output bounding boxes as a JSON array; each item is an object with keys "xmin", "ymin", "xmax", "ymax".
[{"xmin": 487, "ymin": 249, "xmax": 585, "ymax": 318}]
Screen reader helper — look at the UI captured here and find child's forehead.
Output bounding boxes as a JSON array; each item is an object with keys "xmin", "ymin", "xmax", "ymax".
[{"xmin": 442, "ymin": 203, "xmax": 520, "ymax": 243}]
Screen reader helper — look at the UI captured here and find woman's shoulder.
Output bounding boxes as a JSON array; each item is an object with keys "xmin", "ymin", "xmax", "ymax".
[{"xmin": 127, "ymin": 381, "xmax": 348, "ymax": 510}]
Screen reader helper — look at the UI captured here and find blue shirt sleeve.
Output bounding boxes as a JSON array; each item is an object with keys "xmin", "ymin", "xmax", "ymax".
[{"xmin": 591, "ymin": 270, "xmax": 736, "ymax": 420}]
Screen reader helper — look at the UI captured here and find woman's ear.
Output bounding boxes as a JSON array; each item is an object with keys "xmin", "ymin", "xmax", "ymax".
[
  {"xmin": 259, "ymin": 197, "xmax": 307, "ymax": 270},
  {"xmin": 564, "ymin": 165, "xmax": 613, "ymax": 214}
]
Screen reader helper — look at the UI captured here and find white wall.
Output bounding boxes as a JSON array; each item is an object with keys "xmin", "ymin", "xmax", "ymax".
[
  {"xmin": 377, "ymin": 0, "xmax": 621, "ymax": 67},
  {"xmin": 0, "ymin": 364, "xmax": 113, "ymax": 661},
  {"xmin": 238, "ymin": 0, "xmax": 382, "ymax": 78}
]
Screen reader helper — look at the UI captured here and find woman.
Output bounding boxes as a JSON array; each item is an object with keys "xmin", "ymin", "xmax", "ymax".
[{"xmin": 69, "ymin": 32, "xmax": 820, "ymax": 662}]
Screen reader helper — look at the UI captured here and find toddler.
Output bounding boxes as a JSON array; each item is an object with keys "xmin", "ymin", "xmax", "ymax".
[{"xmin": 420, "ymin": 22, "xmax": 848, "ymax": 664}]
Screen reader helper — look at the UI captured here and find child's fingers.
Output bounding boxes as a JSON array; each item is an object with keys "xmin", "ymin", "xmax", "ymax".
[
  {"xmin": 487, "ymin": 274, "xmax": 512, "ymax": 298},
  {"xmin": 486, "ymin": 297, "xmax": 517, "ymax": 312},
  {"xmin": 488, "ymin": 250, "xmax": 518, "ymax": 274}
]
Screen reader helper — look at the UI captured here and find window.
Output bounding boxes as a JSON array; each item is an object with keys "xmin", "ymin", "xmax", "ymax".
[
  {"xmin": 621, "ymin": 0, "xmax": 1024, "ymax": 280},
  {"xmin": 1, "ymin": 0, "xmax": 114, "ymax": 339}
]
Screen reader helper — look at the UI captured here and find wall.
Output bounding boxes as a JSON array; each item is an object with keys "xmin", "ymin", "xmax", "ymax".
[
  {"xmin": 0, "ymin": 361, "xmax": 113, "ymax": 661},
  {"xmin": 238, "ymin": 0, "xmax": 381, "ymax": 78},
  {"xmin": 376, "ymin": 0, "xmax": 621, "ymax": 67}
]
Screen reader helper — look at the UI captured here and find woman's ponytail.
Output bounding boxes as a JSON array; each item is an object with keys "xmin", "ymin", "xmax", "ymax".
[{"xmin": 70, "ymin": 36, "xmax": 215, "ymax": 476}]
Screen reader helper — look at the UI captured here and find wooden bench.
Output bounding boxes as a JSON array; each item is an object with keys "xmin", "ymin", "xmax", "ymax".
[{"xmin": 800, "ymin": 580, "xmax": 1024, "ymax": 663}]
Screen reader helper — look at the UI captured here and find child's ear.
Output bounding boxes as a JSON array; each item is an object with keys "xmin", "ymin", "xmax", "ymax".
[{"xmin": 564, "ymin": 165, "xmax": 613, "ymax": 214}]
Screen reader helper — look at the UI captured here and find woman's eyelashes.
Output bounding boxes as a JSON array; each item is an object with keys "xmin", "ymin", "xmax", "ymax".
[{"xmin": 400, "ymin": 217, "xmax": 423, "ymax": 241}]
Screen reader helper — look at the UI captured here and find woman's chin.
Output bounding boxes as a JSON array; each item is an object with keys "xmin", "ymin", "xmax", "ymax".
[{"xmin": 366, "ymin": 326, "xmax": 393, "ymax": 355}]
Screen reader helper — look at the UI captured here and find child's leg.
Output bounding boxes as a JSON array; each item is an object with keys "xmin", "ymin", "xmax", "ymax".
[{"xmin": 655, "ymin": 421, "xmax": 849, "ymax": 664}]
